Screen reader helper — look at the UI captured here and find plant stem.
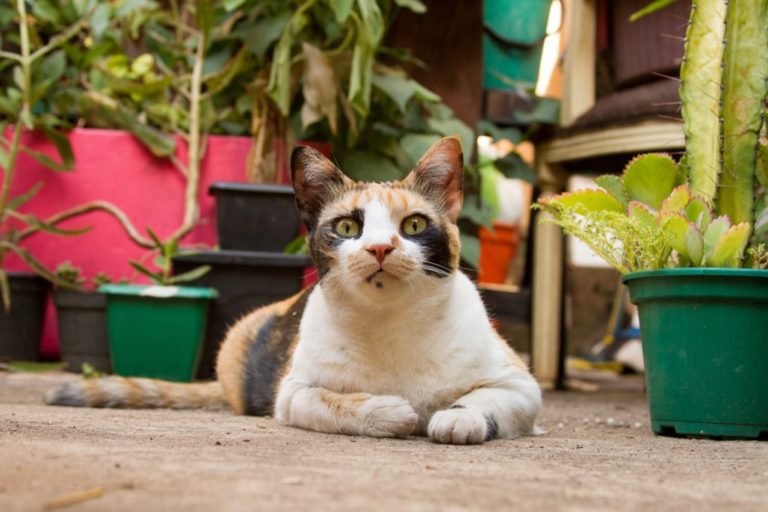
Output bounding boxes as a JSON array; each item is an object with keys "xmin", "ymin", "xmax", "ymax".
[
  {"xmin": 169, "ymin": 30, "xmax": 205, "ymax": 243},
  {"xmin": 16, "ymin": 200, "xmax": 154, "ymax": 248}
]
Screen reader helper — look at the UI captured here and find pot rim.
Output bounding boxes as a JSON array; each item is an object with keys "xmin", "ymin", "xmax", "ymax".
[
  {"xmin": 622, "ymin": 267, "xmax": 768, "ymax": 284},
  {"xmin": 99, "ymin": 284, "xmax": 218, "ymax": 299}
]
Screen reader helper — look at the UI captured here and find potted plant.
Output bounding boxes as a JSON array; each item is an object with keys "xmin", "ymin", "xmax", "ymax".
[
  {"xmin": 51, "ymin": 262, "xmax": 113, "ymax": 373},
  {"xmin": 536, "ymin": 0, "xmax": 767, "ymax": 439},
  {"xmin": 101, "ymin": 230, "xmax": 215, "ymax": 382}
]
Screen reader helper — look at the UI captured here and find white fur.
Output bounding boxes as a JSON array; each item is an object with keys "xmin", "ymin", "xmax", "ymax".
[{"xmin": 274, "ymin": 195, "xmax": 542, "ymax": 444}]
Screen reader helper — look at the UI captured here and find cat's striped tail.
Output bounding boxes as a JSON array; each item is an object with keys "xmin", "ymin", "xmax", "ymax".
[{"xmin": 44, "ymin": 376, "xmax": 227, "ymax": 410}]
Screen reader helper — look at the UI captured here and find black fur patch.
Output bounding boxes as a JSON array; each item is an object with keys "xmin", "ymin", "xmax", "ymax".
[
  {"xmin": 243, "ymin": 288, "xmax": 313, "ymax": 416},
  {"xmin": 402, "ymin": 219, "xmax": 452, "ymax": 278},
  {"xmin": 484, "ymin": 414, "xmax": 498, "ymax": 441},
  {"xmin": 45, "ymin": 383, "xmax": 87, "ymax": 407},
  {"xmin": 310, "ymin": 208, "xmax": 365, "ymax": 278}
]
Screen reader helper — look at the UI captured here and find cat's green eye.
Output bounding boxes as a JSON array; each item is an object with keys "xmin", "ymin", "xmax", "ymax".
[
  {"xmin": 334, "ymin": 218, "xmax": 360, "ymax": 237},
  {"xmin": 402, "ymin": 214, "xmax": 428, "ymax": 235}
]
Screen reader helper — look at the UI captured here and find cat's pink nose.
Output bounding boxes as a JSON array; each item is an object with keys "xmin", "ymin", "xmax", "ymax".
[{"xmin": 367, "ymin": 244, "xmax": 394, "ymax": 264}]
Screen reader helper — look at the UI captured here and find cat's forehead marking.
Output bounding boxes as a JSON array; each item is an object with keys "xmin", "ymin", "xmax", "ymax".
[{"xmin": 338, "ymin": 183, "xmax": 429, "ymax": 216}]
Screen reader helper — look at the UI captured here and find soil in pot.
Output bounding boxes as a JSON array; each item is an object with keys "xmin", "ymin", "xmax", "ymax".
[
  {"xmin": 624, "ymin": 268, "xmax": 768, "ymax": 440},
  {"xmin": 100, "ymin": 284, "xmax": 217, "ymax": 382},
  {"xmin": 0, "ymin": 273, "xmax": 49, "ymax": 361},
  {"xmin": 53, "ymin": 290, "xmax": 111, "ymax": 373},
  {"xmin": 172, "ymin": 250, "xmax": 312, "ymax": 379}
]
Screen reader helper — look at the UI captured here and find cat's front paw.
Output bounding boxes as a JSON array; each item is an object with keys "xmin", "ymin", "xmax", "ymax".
[
  {"xmin": 359, "ymin": 395, "xmax": 418, "ymax": 438},
  {"xmin": 428, "ymin": 407, "xmax": 491, "ymax": 445}
]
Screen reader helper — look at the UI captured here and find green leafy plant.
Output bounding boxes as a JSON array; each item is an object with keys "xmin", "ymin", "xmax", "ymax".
[
  {"xmin": 0, "ymin": 0, "xmax": 157, "ymax": 310},
  {"xmin": 130, "ymin": 228, "xmax": 210, "ymax": 286},
  {"xmin": 537, "ymin": 0, "xmax": 768, "ymax": 273}
]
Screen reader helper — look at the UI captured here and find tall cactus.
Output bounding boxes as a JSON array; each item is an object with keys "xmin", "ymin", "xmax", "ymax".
[
  {"xmin": 717, "ymin": 0, "xmax": 768, "ymax": 227},
  {"xmin": 680, "ymin": 0, "xmax": 726, "ymax": 201}
]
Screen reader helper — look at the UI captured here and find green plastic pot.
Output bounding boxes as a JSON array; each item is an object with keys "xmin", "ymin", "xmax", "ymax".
[
  {"xmin": 482, "ymin": 0, "xmax": 553, "ymax": 90},
  {"xmin": 623, "ymin": 269, "xmax": 768, "ymax": 440},
  {"xmin": 100, "ymin": 284, "xmax": 217, "ymax": 382}
]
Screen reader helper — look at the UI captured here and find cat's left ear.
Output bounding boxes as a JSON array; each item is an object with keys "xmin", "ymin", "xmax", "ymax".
[
  {"xmin": 404, "ymin": 136, "xmax": 464, "ymax": 222},
  {"xmin": 291, "ymin": 146, "xmax": 351, "ymax": 232}
]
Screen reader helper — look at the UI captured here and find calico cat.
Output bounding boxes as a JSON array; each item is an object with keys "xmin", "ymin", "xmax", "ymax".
[{"xmin": 46, "ymin": 137, "xmax": 542, "ymax": 444}]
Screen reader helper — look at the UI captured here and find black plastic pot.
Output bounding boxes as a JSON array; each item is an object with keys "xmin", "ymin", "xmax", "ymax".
[
  {"xmin": 210, "ymin": 182, "xmax": 301, "ymax": 252},
  {"xmin": 0, "ymin": 272, "xmax": 49, "ymax": 361},
  {"xmin": 173, "ymin": 250, "xmax": 312, "ymax": 379},
  {"xmin": 53, "ymin": 290, "xmax": 111, "ymax": 373}
]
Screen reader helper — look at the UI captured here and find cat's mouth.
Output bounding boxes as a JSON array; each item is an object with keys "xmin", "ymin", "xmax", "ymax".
[{"xmin": 365, "ymin": 269, "xmax": 391, "ymax": 289}]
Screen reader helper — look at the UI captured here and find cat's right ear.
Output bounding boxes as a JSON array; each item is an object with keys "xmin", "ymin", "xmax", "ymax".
[{"xmin": 291, "ymin": 146, "xmax": 349, "ymax": 232}]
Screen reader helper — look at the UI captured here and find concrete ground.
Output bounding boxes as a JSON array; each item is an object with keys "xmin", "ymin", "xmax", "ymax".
[{"xmin": 1, "ymin": 371, "xmax": 766, "ymax": 512}]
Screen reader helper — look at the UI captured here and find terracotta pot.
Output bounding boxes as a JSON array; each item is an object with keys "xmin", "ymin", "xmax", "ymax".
[{"xmin": 478, "ymin": 221, "xmax": 520, "ymax": 284}]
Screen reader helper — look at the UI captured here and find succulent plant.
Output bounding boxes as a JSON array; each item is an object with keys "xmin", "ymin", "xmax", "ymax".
[{"xmin": 536, "ymin": 0, "xmax": 768, "ymax": 273}]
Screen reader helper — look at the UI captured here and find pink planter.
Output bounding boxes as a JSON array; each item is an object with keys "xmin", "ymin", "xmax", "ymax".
[{"xmin": 4, "ymin": 128, "xmax": 323, "ymax": 358}]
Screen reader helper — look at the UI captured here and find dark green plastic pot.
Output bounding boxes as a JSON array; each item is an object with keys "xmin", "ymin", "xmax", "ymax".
[
  {"xmin": 100, "ymin": 284, "xmax": 217, "ymax": 382},
  {"xmin": 623, "ymin": 268, "xmax": 768, "ymax": 440}
]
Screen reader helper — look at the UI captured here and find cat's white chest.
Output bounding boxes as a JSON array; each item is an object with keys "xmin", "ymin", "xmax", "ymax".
[{"xmin": 290, "ymin": 274, "xmax": 500, "ymax": 418}]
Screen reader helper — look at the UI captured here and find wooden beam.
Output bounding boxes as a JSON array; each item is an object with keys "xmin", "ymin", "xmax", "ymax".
[{"xmin": 541, "ymin": 120, "xmax": 684, "ymax": 163}]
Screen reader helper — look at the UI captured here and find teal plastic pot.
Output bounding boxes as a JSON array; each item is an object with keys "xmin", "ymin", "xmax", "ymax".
[
  {"xmin": 100, "ymin": 284, "xmax": 217, "ymax": 382},
  {"xmin": 623, "ymin": 269, "xmax": 768, "ymax": 440}
]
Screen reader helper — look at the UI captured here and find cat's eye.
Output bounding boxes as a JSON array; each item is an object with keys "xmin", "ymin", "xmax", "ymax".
[
  {"xmin": 334, "ymin": 218, "xmax": 360, "ymax": 237},
  {"xmin": 402, "ymin": 214, "xmax": 428, "ymax": 235}
]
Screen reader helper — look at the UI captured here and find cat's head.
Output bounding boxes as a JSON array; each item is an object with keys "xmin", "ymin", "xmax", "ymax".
[{"xmin": 291, "ymin": 137, "xmax": 463, "ymax": 300}]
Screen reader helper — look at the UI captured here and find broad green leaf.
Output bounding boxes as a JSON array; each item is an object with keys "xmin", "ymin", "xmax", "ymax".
[
  {"xmin": 703, "ymin": 216, "xmax": 731, "ymax": 261},
  {"xmin": 348, "ymin": 32, "xmax": 375, "ymax": 116},
  {"xmin": 41, "ymin": 51, "xmax": 67, "ymax": 83},
  {"xmin": 660, "ymin": 212, "xmax": 691, "ymax": 259},
  {"xmin": 169, "ymin": 265, "xmax": 211, "ymax": 284},
  {"xmin": 426, "ymin": 117, "xmax": 474, "ymax": 164},
  {"xmin": 475, "ymin": 120, "xmax": 523, "ymax": 144},
  {"xmin": 8, "ymin": 181, "xmax": 44, "ymax": 210},
  {"xmin": 660, "ymin": 184, "xmax": 690, "ymax": 213},
  {"xmin": 394, "ymin": 0, "xmax": 427, "ymax": 13},
  {"xmin": 284, "ymin": 235, "xmax": 308, "ymax": 255},
  {"xmin": 330, "ymin": 0, "xmax": 355, "ymax": 23},
  {"xmin": 684, "ymin": 196, "xmax": 712, "ymax": 230},
  {"xmin": 627, "ymin": 201, "xmax": 657, "ymax": 229},
  {"xmin": 204, "ymin": 46, "xmax": 246, "ymax": 96},
  {"xmin": 130, "ymin": 54, "xmax": 154, "ymax": 76},
  {"xmin": 622, "ymin": 153, "xmax": 680, "ymax": 210},
  {"xmin": 459, "ymin": 201, "xmax": 494, "ymax": 229},
  {"xmin": 341, "ymin": 150, "xmax": 404, "ymax": 182},
  {"xmin": 89, "ymin": 3, "xmax": 111, "ymax": 39},
  {"xmin": 459, "ymin": 232, "xmax": 480, "ymax": 269},
  {"xmin": 494, "ymin": 153, "xmax": 534, "ymax": 183},
  {"xmin": 708, "ymin": 223, "xmax": 751, "ymax": 267},
  {"xmin": 371, "ymin": 73, "xmax": 420, "ymax": 113},
  {"xmin": 543, "ymin": 189, "xmax": 624, "ymax": 214},
  {"xmin": 400, "ymin": 133, "xmax": 440, "ymax": 169},
  {"xmin": 685, "ymin": 225, "xmax": 704, "ymax": 266},
  {"xmin": 595, "ymin": 175, "xmax": 627, "ymax": 208},
  {"xmin": 236, "ymin": 10, "xmax": 290, "ymax": 60},
  {"xmin": 223, "ymin": 0, "xmax": 247, "ymax": 11},
  {"xmin": 267, "ymin": 24, "xmax": 294, "ymax": 116}
]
